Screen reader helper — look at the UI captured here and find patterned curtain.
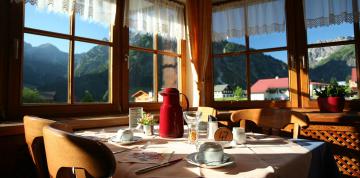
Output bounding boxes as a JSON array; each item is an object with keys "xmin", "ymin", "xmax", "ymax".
[
  {"xmin": 12, "ymin": 0, "xmax": 116, "ymax": 26},
  {"xmin": 212, "ymin": 0, "xmax": 286, "ymax": 42},
  {"xmin": 123, "ymin": 0, "xmax": 185, "ymax": 40},
  {"xmin": 304, "ymin": 0, "xmax": 356, "ymax": 29}
]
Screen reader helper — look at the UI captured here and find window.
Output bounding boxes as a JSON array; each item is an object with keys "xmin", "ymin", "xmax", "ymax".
[
  {"xmin": 212, "ymin": 0, "xmax": 289, "ymax": 102},
  {"xmin": 22, "ymin": 1, "xmax": 115, "ymax": 104},
  {"xmin": 126, "ymin": 0, "xmax": 185, "ymax": 103},
  {"xmin": 303, "ymin": 0, "xmax": 359, "ymax": 101}
]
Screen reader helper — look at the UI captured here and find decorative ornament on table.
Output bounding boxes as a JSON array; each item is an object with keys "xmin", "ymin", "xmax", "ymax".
[{"xmin": 214, "ymin": 127, "xmax": 233, "ymax": 148}]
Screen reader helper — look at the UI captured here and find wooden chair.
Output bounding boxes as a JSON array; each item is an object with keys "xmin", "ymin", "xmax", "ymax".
[
  {"xmin": 43, "ymin": 124, "xmax": 116, "ymax": 178},
  {"xmin": 23, "ymin": 116, "xmax": 73, "ymax": 178},
  {"xmin": 197, "ymin": 107, "xmax": 217, "ymax": 122},
  {"xmin": 230, "ymin": 108, "xmax": 309, "ymax": 139}
]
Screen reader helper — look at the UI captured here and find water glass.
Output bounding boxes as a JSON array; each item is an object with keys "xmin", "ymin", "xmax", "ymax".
[
  {"xmin": 183, "ymin": 111, "xmax": 202, "ymax": 144},
  {"xmin": 232, "ymin": 127, "xmax": 246, "ymax": 144}
]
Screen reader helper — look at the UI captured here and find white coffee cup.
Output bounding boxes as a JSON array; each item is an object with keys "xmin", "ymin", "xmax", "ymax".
[
  {"xmin": 196, "ymin": 142, "xmax": 224, "ymax": 164},
  {"xmin": 232, "ymin": 127, "xmax": 246, "ymax": 144},
  {"xmin": 117, "ymin": 129, "xmax": 133, "ymax": 142}
]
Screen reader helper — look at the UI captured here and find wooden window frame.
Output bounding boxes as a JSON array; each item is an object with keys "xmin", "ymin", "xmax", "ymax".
[
  {"xmin": 209, "ymin": 0, "xmax": 360, "ymax": 110},
  {"xmin": 210, "ymin": 0, "xmax": 293, "ymax": 109},
  {"xmin": 298, "ymin": 0, "xmax": 360, "ymax": 109},
  {"xmin": 128, "ymin": 34, "xmax": 187, "ymax": 110},
  {"xmin": 7, "ymin": 0, "xmax": 125, "ymax": 119},
  {"xmin": 126, "ymin": 1, "xmax": 187, "ymax": 111}
]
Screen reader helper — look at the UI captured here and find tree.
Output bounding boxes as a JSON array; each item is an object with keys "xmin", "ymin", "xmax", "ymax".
[
  {"xmin": 81, "ymin": 90, "xmax": 94, "ymax": 102},
  {"xmin": 22, "ymin": 87, "xmax": 43, "ymax": 103},
  {"xmin": 234, "ymin": 86, "xmax": 244, "ymax": 100}
]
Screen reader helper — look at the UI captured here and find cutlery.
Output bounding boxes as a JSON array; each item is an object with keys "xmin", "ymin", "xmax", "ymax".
[{"xmin": 135, "ymin": 158, "xmax": 183, "ymax": 175}]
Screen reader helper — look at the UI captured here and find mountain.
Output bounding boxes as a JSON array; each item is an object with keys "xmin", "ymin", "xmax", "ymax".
[
  {"xmin": 309, "ymin": 44, "xmax": 355, "ymax": 82},
  {"xmin": 213, "ymin": 41, "xmax": 289, "ymax": 89},
  {"xmin": 308, "ymin": 36, "xmax": 354, "ymax": 68},
  {"xmin": 23, "ymin": 42, "xmax": 109, "ymax": 102},
  {"xmin": 213, "ymin": 38, "xmax": 356, "ymax": 89}
]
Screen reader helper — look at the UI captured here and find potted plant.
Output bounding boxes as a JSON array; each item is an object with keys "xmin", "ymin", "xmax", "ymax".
[
  {"xmin": 138, "ymin": 113, "xmax": 157, "ymax": 136},
  {"xmin": 314, "ymin": 80, "xmax": 355, "ymax": 113}
]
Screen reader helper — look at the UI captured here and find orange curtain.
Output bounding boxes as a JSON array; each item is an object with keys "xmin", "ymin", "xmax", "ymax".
[{"xmin": 186, "ymin": 0, "xmax": 212, "ymax": 106}]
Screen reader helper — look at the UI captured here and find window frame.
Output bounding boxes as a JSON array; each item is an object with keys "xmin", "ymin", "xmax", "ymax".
[
  {"xmin": 298, "ymin": 0, "xmax": 360, "ymax": 109},
  {"xmin": 126, "ymin": 1, "xmax": 187, "ymax": 110},
  {"xmin": 210, "ymin": 0, "xmax": 294, "ymax": 109},
  {"xmin": 7, "ymin": 0, "xmax": 125, "ymax": 118},
  {"xmin": 128, "ymin": 34, "xmax": 187, "ymax": 110},
  {"xmin": 209, "ymin": 0, "xmax": 360, "ymax": 110}
]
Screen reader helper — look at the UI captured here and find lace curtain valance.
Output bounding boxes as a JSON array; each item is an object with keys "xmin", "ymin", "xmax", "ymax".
[
  {"xmin": 123, "ymin": 0, "xmax": 185, "ymax": 40},
  {"xmin": 304, "ymin": 0, "xmax": 357, "ymax": 29},
  {"xmin": 12, "ymin": 0, "xmax": 116, "ymax": 26},
  {"xmin": 212, "ymin": 0, "xmax": 286, "ymax": 42}
]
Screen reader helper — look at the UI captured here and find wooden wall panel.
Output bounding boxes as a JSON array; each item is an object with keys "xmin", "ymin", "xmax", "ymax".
[{"xmin": 0, "ymin": 0, "xmax": 9, "ymax": 120}]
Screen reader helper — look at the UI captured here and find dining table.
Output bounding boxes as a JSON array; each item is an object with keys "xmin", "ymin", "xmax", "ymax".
[{"xmin": 75, "ymin": 126, "xmax": 339, "ymax": 178}]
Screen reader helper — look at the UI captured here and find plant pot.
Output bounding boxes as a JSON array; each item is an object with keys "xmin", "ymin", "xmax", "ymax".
[
  {"xmin": 317, "ymin": 97, "xmax": 345, "ymax": 113},
  {"xmin": 143, "ymin": 125, "xmax": 154, "ymax": 136}
]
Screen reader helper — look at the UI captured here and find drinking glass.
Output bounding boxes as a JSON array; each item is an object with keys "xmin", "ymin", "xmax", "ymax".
[{"xmin": 183, "ymin": 111, "xmax": 202, "ymax": 144}]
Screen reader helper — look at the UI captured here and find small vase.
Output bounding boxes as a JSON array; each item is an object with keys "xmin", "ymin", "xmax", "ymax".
[{"xmin": 143, "ymin": 125, "xmax": 154, "ymax": 136}]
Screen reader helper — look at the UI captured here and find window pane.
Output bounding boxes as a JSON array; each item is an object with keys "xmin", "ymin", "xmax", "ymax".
[
  {"xmin": 306, "ymin": 23, "xmax": 354, "ymax": 44},
  {"xmin": 129, "ymin": 50, "xmax": 154, "ymax": 102},
  {"xmin": 24, "ymin": 3, "xmax": 70, "ymax": 34},
  {"xmin": 75, "ymin": 14, "xmax": 111, "ymax": 41},
  {"xmin": 250, "ymin": 51, "xmax": 289, "ymax": 101},
  {"xmin": 308, "ymin": 45, "xmax": 358, "ymax": 99},
  {"xmin": 212, "ymin": 38, "xmax": 246, "ymax": 54},
  {"xmin": 303, "ymin": 0, "xmax": 354, "ymax": 44},
  {"xmin": 23, "ymin": 34, "xmax": 69, "ymax": 103},
  {"xmin": 157, "ymin": 55, "xmax": 179, "ymax": 102},
  {"xmin": 249, "ymin": 32, "xmax": 287, "ymax": 49},
  {"xmin": 129, "ymin": 30, "xmax": 153, "ymax": 49},
  {"xmin": 74, "ymin": 42, "xmax": 110, "ymax": 103},
  {"xmin": 158, "ymin": 35, "xmax": 178, "ymax": 53},
  {"xmin": 213, "ymin": 56, "xmax": 247, "ymax": 101}
]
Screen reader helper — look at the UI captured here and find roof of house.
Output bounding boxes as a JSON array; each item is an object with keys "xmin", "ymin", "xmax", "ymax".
[
  {"xmin": 131, "ymin": 90, "xmax": 148, "ymax": 98},
  {"xmin": 214, "ymin": 84, "xmax": 230, "ymax": 92},
  {"xmin": 352, "ymin": 68, "xmax": 357, "ymax": 82},
  {"xmin": 251, "ymin": 77, "xmax": 288, "ymax": 93}
]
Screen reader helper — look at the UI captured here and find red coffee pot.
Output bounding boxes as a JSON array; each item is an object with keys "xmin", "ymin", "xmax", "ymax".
[{"xmin": 159, "ymin": 88, "xmax": 189, "ymax": 138}]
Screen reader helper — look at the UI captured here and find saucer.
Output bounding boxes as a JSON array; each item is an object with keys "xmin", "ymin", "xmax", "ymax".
[
  {"xmin": 109, "ymin": 136, "xmax": 142, "ymax": 145},
  {"xmin": 186, "ymin": 152, "xmax": 234, "ymax": 168}
]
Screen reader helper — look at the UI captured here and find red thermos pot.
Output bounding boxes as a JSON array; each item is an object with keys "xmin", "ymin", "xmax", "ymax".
[{"xmin": 159, "ymin": 88, "xmax": 189, "ymax": 138}]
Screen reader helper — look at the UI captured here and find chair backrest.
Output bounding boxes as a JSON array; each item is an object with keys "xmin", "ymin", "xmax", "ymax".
[
  {"xmin": 24, "ymin": 116, "xmax": 74, "ymax": 178},
  {"xmin": 43, "ymin": 124, "xmax": 116, "ymax": 178},
  {"xmin": 23, "ymin": 116, "xmax": 56, "ymax": 178},
  {"xmin": 230, "ymin": 108, "xmax": 309, "ymax": 139},
  {"xmin": 198, "ymin": 107, "xmax": 217, "ymax": 122}
]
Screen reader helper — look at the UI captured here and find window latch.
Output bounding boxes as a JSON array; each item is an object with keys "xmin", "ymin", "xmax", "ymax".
[
  {"xmin": 124, "ymin": 54, "xmax": 129, "ymax": 69},
  {"xmin": 301, "ymin": 56, "xmax": 306, "ymax": 70}
]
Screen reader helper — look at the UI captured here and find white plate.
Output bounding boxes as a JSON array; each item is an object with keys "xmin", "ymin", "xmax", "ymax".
[
  {"xmin": 109, "ymin": 136, "xmax": 142, "ymax": 145},
  {"xmin": 186, "ymin": 152, "xmax": 234, "ymax": 168}
]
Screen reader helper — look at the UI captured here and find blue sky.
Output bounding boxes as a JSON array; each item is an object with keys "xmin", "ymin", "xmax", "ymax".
[
  {"xmin": 25, "ymin": 3, "xmax": 354, "ymax": 60},
  {"xmin": 24, "ymin": 4, "xmax": 110, "ymax": 53}
]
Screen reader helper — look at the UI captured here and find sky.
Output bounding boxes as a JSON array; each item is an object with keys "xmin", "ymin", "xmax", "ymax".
[
  {"xmin": 24, "ymin": 4, "xmax": 110, "ymax": 53},
  {"xmin": 25, "ymin": 3, "xmax": 354, "ymax": 60}
]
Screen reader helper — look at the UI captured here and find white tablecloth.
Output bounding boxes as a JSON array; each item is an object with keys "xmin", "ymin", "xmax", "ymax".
[{"xmin": 76, "ymin": 126, "xmax": 312, "ymax": 178}]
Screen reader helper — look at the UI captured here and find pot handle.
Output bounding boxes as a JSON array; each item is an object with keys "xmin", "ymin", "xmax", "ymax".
[{"xmin": 179, "ymin": 93, "xmax": 189, "ymax": 111}]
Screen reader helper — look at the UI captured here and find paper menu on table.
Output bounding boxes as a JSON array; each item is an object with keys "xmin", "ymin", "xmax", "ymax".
[
  {"xmin": 117, "ymin": 149, "xmax": 173, "ymax": 164},
  {"xmin": 129, "ymin": 107, "xmax": 143, "ymax": 129}
]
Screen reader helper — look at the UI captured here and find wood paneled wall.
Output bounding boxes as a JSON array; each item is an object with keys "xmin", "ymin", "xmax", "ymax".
[{"xmin": 0, "ymin": 0, "xmax": 10, "ymax": 120}]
